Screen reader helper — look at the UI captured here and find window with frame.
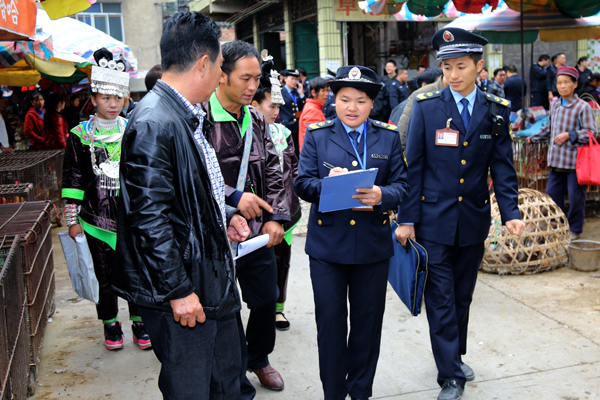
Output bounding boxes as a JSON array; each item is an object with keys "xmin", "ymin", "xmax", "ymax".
[{"xmin": 75, "ymin": 3, "xmax": 125, "ymax": 42}]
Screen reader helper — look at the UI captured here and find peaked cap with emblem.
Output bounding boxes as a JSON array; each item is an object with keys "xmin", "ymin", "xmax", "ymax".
[
  {"xmin": 328, "ymin": 65, "xmax": 383, "ymax": 95},
  {"xmin": 282, "ymin": 69, "xmax": 301, "ymax": 77},
  {"xmin": 432, "ymin": 27, "xmax": 488, "ymax": 61}
]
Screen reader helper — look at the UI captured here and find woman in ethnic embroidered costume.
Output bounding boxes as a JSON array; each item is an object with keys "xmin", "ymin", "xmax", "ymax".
[
  {"xmin": 62, "ymin": 48, "xmax": 151, "ymax": 351},
  {"xmin": 251, "ymin": 50, "xmax": 301, "ymax": 331}
]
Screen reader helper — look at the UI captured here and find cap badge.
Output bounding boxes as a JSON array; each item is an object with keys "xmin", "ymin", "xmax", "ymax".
[
  {"xmin": 348, "ymin": 67, "xmax": 361, "ymax": 80},
  {"xmin": 443, "ymin": 30, "xmax": 454, "ymax": 42},
  {"xmin": 295, "ymin": 70, "xmax": 299, "ymax": 75}
]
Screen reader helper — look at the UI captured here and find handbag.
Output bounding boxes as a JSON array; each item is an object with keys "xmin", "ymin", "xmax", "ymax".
[
  {"xmin": 58, "ymin": 231, "xmax": 100, "ymax": 303},
  {"xmin": 576, "ymin": 130, "xmax": 600, "ymax": 186},
  {"xmin": 388, "ymin": 221, "xmax": 428, "ymax": 316}
]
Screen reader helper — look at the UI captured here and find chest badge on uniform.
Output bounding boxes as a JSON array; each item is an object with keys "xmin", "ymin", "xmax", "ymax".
[
  {"xmin": 480, "ymin": 134, "xmax": 492, "ymax": 139},
  {"xmin": 352, "ymin": 160, "xmax": 358, "ymax": 167},
  {"xmin": 371, "ymin": 154, "xmax": 388, "ymax": 160}
]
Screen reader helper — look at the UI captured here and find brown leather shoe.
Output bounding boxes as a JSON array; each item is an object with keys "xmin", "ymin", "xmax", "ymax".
[{"xmin": 250, "ymin": 364, "xmax": 285, "ymax": 391}]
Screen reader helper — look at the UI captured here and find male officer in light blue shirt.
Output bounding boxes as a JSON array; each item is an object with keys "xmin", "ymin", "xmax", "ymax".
[{"xmin": 396, "ymin": 28, "xmax": 526, "ymax": 400}]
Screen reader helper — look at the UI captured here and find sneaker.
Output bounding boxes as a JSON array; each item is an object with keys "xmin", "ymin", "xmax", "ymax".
[
  {"xmin": 570, "ymin": 232, "xmax": 581, "ymax": 241},
  {"xmin": 132, "ymin": 322, "xmax": 152, "ymax": 350},
  {"xmin": 104, "ymin": 321, "xmax": 124, "ymax": 350}
]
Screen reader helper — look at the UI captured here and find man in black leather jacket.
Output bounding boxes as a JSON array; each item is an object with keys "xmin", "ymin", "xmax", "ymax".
[{"xmin": 113, "ymin": 12, "xmax": 250, "ymax": 400}]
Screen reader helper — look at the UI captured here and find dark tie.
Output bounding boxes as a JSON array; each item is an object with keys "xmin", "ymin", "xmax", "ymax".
[
  {"xmin": 349, "ymin": 130, "xmax": 360, "ymax": 148},
  {"xmin": 460, "ymin": 98, "xmax": 471, "ymax": 132}
]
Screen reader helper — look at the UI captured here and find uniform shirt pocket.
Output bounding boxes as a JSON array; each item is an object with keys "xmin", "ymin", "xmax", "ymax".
[
  {"xmin": 477, "ymin": 191, "xmax": 490, "ymax": 207},
  {"xmin": 421, "ymin": 189, "xmax": 439, "ymax": 203}
]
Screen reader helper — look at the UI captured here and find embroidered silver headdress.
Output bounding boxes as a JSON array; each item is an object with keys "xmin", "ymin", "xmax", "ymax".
[
  {"xmin": 260, "ymin": 49, "xmax": 285, "ymax": 105},
  {"xmin": 90, "ymin": 48, "xmax": 130, "ymax": 98}
]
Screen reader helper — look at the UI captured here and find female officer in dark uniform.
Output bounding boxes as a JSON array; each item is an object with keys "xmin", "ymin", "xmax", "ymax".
[{"xmin": 294, "ymin": 66, "xmax": 409, "ymax": 400}]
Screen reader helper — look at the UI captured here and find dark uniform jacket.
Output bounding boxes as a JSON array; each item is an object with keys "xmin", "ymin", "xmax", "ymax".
[
  {"xmin": 277, "ymin": 86, "xmax": 305, "ymax": 128},
  {"xmin": 530, "ymin": 63, "xmax": 548, "ymax": 94},
  {"xmin": 546, "ymin": 64, "xmax": 559, "ymax": 97},
  {"xmin": 478, "ymin": 79, "xmax": 505, "ymax": 98},
  {"xmin": 388, "ymin": 80, "xmax": 410, "ymax": 110},
  {"xmin": 294, "ymin": 118, "xmax": 409, "ymax": 265},
  {"xmin": 504, "ymin": 74, "xmax": 527, "ymax": 112},
  {"xmin": 399, "ymin": 87, "xmax": 520, "ymax": 246},
  {"xmin": 203, "ymin": 95, "xmax": 290, "ymax": 238},
  {"xmin": 113, "ymin": 81, "xmax": 241, "ymax": 318}
]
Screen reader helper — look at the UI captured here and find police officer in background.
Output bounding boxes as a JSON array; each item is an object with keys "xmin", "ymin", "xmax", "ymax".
[
  {"xmin": 295, "ymin": 65, "xmax": 409, "ymax": 400},
  {"xmin": 395, "ymin": 28, "xmax": 525, "ymax": 400},
  {"xmin": 277, "ymin": 69, "xmax": 306, "ymax": 157}
]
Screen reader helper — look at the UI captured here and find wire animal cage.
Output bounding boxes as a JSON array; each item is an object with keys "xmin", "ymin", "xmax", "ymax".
[
  {"xmin": 0, "ymin": 184, "xmax": 34, "ymax": 205},
  {"xmin": 0, "ymin": 236, "xmax": 29, "ymax": 400},
  {"xmin": 0, "ymin": 202, "xmax": 56, "ymax": 395},
  {"xmin": 0, "ymin": 151, "xmax": 64, "ymax": 223}
]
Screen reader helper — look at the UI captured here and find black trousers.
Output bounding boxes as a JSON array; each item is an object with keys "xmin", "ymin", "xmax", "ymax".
[
  {"xmin": 139, "ymin": 307, "xmax": 241, "ymax": 400},
  {"xmin": 86, "ymin": 233, "xmax": 139, "ymax": 321},
  {"xmin": 532, "ymin": 91, "xmax": 549, "ymax": 110},
  {"xmin": 310, "ymin": 257, "xmax": 389, "ymax": 400},
  {"xmin": 236, "ymin": 246, "xmax": 278, "ymax": 369},
  {"xmin": 418, "ymin": 237, "xmax": 485, "ymax": 388},
  {"xmin": 274, "ymin": 241, "xmax": 292, "ymax": 304}
]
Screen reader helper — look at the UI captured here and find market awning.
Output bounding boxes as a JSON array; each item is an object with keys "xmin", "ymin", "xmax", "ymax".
[
  {"xmin": 40, "ymin": 0, "xmax": 95, "ymax": 20},
  {"xmin": 445, "ymin": 7, "xmax": 600, "ymax": 43},
  {"xmin": 0, "ymin": 0, "xmax": 37, "ymax": 40},
  {"xmin": 0, "ymin": 33, "xmax": 53, "ymax": 68}
]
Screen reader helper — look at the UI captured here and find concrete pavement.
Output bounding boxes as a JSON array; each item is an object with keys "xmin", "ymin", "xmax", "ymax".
[{"xmin": 30, "ymin": 220, "xmax": 600, "ymax": 400}]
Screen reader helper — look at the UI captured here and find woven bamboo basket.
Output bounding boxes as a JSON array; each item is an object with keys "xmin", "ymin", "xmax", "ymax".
[{"xmin": 481, "ymin": 188, "xmax": 570, "ymax": 274}]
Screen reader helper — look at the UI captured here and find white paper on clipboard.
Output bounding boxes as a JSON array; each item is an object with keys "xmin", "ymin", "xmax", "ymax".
[{"xmin": 234, "ymin": 234, "xmax": 270, "ymax": 260}]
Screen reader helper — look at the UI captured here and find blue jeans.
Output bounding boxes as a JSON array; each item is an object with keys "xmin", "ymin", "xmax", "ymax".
[
  {"xmin": 138, "ymin": 307, "xmax": 241, "ymax": 400},
  {"xmin": 546, "ymin": 170, "xmax": 586, "ymax": 233}
]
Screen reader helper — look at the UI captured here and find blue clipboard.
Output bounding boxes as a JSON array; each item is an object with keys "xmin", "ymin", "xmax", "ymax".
[
  {"xmin": 318, "ymin": 168, "xmax": 378, "ymax": 213},
  {"xmin": 388, "ymin": 221, "xmax": 428, "ymax": 316}
]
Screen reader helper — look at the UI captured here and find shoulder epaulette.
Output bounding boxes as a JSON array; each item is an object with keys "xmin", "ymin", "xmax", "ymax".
[
  {"xmin": 485, "ymin": 93, "xmax": 511, "ymax": 108},
  {"xmin": 307, "ymin": 120, "xmax": 334, "ymax": 131},
  {"xmin": 416, "ymin": 90, "xmax": 442, "ymax": 102},
  {"xmin": 372, "ymin": 120, "xmax": 398, "ymax": 131}
]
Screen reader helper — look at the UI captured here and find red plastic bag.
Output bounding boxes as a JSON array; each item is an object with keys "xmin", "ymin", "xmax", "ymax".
[{"xmin": 576, "ymin": 131, "xmax": 600, "ymax": 185}]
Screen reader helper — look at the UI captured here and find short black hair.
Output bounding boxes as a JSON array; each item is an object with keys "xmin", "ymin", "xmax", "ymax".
[
  {"xmin": 481, "ymin": 67, "xmax": 488, "ymax": 72},
  {"xmin": 417, "ymin": 68, "xmax": 442, "ymax": 87},
  {"xmin": 221, "ymin": 40, "xmax": 260, "ymax": 83},
  {"xmin": 538, "ymin": 54, "xmax": 550, "ymax": 62},
  {"xmin": 397, "ymin": 67, "xmax": 407, "ymax": 74},
  {"xmin": 551, "ymin": 53, "xmax": 565, "ymax": 63},
  {"xmin": 506, "ymin": 65, "xmax": 518, "ymax": 74},
  {"xmin": 386, "ymin": 60, "xmax": 397, "ymax": 67},
  {"xmin": 417, "ymin": 64, "xmax": 426, "ymax": 70},
  {"xmin": 253, "ymin": 87, "xmax": 271, "ymax": 105},
  {"xmin": 298, "ymin": 67, "xmax": 307, "ymax": 77},
  {"xmin": 160, "ymin": 12, "xmax": 221, "ymax": 73},
  {"xmin": 332, "ymin": 86, "xmax": 379, "ymax": 101},
  {"xmin": 69, "ymin": 94, "xmax": 79, "ymax": 104},
  {"xmin": 308, "ymin": 77, "xmax": 328, "ymax": 98},
  {"xmin": 145, "ymin": 64, "xmax": 163, "ymax": 91},
  {"xmin": 589, "ymin": 73, "xmax": 600, "ymax": 82},
  {"xmin": 577, "ymin": 56, "xmax": 589, "ymax": 66},
  {"xmin": 493, "ymin": 68, "xmax": 505, "ymax": 77}
]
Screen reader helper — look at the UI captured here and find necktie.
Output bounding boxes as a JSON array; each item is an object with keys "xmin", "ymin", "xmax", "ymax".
[
  {"xmin": 460, "ymin": 98, "xmax": 471, "ymax": 132},
  {"xmin": 349, "ymin": 130, "xmax": 360, "ymax": 149}
]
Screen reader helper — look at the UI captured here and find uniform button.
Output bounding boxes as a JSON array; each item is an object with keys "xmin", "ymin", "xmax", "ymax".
[
  {"xmin": 460, "ymin": 178, "xmax": 464, "ymax": 184},
  {"xmin": 350, "ymin": 220, "xmax": 356, "ymax": 226},
  {"xmin": 461, "ymin": 160, "xmax": 466, "ymax": 165},
  {"xmin": 421, "ymin": 196, "xmax": 425, "ymax": 201},
  {"xmin": 485, "ymin": 200, "xmax": 488, "ymax": 204},
  {"xmin": 293, "ymin": 118, "xmax": 296, "ymax": 122},
  {"xmin": 458, "ymin": 196, "xmax": 463, "ymax": 202},
  {"xmin": 463, "ymin": 141, "xmax": 468, "ymax": 146},
  {"xmin": 383, "ymin": 219, "xmax": 387, "ymax": 225},
  {"xmin": 318, "ymin": 220, "xmax": 322, "ymax": 225},
  {"xmin": 352, "ymin": 160, "xmax": 358, "ymax": 167}
]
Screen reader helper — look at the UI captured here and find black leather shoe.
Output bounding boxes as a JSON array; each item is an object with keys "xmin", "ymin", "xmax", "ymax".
[
  {"xmin": 437, "ymin": 379, "xmax": 464, "ymax": 400},
  {"xmin": 351, "ymin": 397, "xmax": 369, "ymax": 400},
  {"xmin": 460, "ymin": 362, "xmax": 475, "ymax": 381},
  {"xmin": 275, "ymin": 312, "xmax": 290, "ymax": 331}
]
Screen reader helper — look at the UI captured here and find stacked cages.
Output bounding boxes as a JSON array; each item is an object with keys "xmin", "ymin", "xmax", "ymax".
[
  {"xmin": 0, "ymin": 151, "xmax": 64, "ymax": 223},
  {"xmin": 0, "ymin": 236, "xmax": 29, "ymax": 400},
  {"xmin": 513, "ymin": 138, "xmax": 599, "ymax": 200},
  {"xmin": 0, "ymin": 184, "xmax": 34, "ymax": 205},
  {"xmin": 0, "ymin": 202, "xmax": 56, "ymax": 396}
]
